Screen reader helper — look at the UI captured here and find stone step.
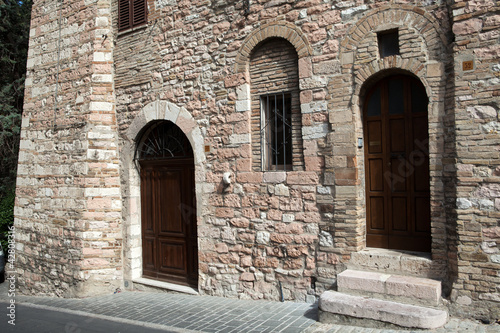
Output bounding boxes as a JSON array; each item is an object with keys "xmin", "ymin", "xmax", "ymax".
[
  {"xmin": 319, "ymin": 291, "xmax": 448, "ymax": 329},
  {"xmin": 338, "ymin": 269, "xmax": 442, "ymax": 306},
  {"xmin": 347, "ymin": 248, "xmax": 441, "ymax": 279}
]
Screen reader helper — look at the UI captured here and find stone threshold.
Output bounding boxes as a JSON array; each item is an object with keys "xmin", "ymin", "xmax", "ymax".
[
  {"xmin": 356, "ymin": 247, "xmax": 431, "ymax": 260},
  {"xmin": 133, "ymin": 277, "xmax": 199, "ymax": 295}
]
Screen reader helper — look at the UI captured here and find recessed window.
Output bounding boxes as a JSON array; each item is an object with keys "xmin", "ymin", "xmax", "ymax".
[
  {"xmin": 377, "ymin": 29, "xmax": 399, "ymax": 57},
  {"xmin": 261, "ymin": 93, "xmax": 292, "ymax": 171},
  {"xmin": 250, "ymin": 38, "xmax": 303, "ymax": 171},
  {"xmin": 118, "ymin": 0, "xmax": 147, "ymax": 32}
]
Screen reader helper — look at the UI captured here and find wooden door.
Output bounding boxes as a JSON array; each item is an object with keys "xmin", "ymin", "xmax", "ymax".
[
  {"xmin": 140, "ymin": 159, "xmax": 198, "ymax": 287},
  {"xmin": 364, "ymin": 75, "xmax": 431, "ymax": 252},
  {"xmin": 138, "ymin": 121, "xmax": 197, "ymax": 288}
]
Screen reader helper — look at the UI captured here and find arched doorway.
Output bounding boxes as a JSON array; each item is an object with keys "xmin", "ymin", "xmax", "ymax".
[
  {"xmin": 136, "ymin": 121, "xmax": 198, "ymax": 287},
  {"xmin": 363, "ymin": 74, "xmax": 431, "ymax": 252}
]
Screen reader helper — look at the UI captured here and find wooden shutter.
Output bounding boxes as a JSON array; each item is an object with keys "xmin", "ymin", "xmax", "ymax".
[
  {"xmin": 133, "ymin": 0, "xmax": 147, "ymax": 27},
  {"xmin": 118, "ymin": 0, "xmax": 131, "ymax": 31},
  {"xmin": 118, "ymin": 0, "xmax": 147, "ymax": 32}
]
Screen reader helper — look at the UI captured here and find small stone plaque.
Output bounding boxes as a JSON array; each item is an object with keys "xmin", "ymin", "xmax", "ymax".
[{"xmin": 462, "ymin": 60, "xmax": 473, "ymax": 71}]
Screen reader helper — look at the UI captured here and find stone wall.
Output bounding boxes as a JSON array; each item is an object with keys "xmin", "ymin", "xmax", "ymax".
[
  {"xmin": 15, "ymin": 0, "xmax": 499, "ymax": 321},
  {"xmin": 113, "ymin": 0, "xmax": 444, "ymax": 301},
  {"xmin": 449, "ymin": 0, "xmax": 500, "ymax": 320},
  {"xmin": 15, "ymin": 0, "xmax": 122, "ymax": 297},
  {"xmin": 109, "ymin": 0, "xmax": 499, "ymax": 317}
]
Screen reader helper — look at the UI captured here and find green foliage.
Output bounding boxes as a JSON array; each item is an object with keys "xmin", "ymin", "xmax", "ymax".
[
  {"xmin": 0, "ymin": 186, "xmax": 15, "ymax": 249},
  {"xmin": 0, "ymin": 0, "xmax": 33, "ymax": 235}
]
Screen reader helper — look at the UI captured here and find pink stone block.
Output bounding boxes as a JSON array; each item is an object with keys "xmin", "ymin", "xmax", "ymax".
[
  {"xmin": 386, "ymin": 275, "xmax": 441, "ymax": 304},
  {"xmin": 338, "ymin": 269, "xmax": 388, "ymax": 294},
  {"xmin": 236, "ymin": 172, "xmax": 263, "ymax": 183},
  {"xmin": 263, "ymin": 171, "xmax": 286, "ymax": 183},
  {"xmin": 286, "ymin": 171, "xmax": 319, "ymax": 185}
]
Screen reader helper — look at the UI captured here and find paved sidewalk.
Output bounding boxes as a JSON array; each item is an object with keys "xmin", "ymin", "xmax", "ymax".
[
  {"xmin": 2, "ymin": 288, "xmax": 499, "ymax": 332},
  {"xmin": 8, "ymin": 290, "xmax": 317, "ymax": 333}
]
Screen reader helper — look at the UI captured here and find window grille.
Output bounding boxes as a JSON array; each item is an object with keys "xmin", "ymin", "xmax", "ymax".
[
  {"xmin": 118, "ymin": 0, "xmax": 147, "ymax": 32},
  {"xmin": 261, "ymin": 93, "xmax": 292, "ymax": 171}
]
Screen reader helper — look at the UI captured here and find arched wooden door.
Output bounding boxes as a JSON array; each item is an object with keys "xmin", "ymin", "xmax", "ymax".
[
  {"xmin": 137, "ymin": 121, "xmax": 198, "ymax": 287},
  {"xmin": 363, "ymin": 75, "xmax": 431, "ymax": 252}
]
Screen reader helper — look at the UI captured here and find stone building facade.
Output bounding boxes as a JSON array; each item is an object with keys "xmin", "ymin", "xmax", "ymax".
[{"xmin": 15, "ymin": 0, "xmax": 499, "ymax": 322}]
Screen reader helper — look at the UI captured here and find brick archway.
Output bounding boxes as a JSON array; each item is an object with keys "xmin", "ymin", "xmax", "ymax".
[
  {"xmin": 235, "ymin": 21, "xmax": 312, "ymax": 73},
  {"xmin": 340, "ymin": 5, "xmax": 449, "ymax": 64},
  {"xmin": 329, "ymin": 5, "xmax": 451, "ymax": 279}
]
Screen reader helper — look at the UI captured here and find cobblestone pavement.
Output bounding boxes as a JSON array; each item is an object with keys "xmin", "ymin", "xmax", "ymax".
[{"xmin": 2, "ymin": 288, "xmax": 499, "ymax": 333}]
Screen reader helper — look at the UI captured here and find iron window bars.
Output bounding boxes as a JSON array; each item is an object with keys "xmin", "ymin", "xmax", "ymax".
[{"xmin": 260, "ymin": 92, "xmax": 292, "ymax": 171}]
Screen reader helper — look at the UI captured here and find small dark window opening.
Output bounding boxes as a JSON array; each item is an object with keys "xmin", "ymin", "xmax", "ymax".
[
  {"xmin": 377, "ymin": 29, "xmax": 399, "ymax": 57},
  {"xmin": 118, "ymin": 0, "xmax": 147, "ymax": 32},
  {"xmin": 261, "ymin": 93, "xmax": 292, "ymax": 171}
]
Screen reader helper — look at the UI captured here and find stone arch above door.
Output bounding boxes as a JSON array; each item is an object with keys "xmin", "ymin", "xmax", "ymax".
[
  {"xmin": 327, "ymin": 6, "xmax": 450, "ymax": 270},
  {"xmin": 340, "ymin": 5, "xmax": 450, "ymax": 63},
  {"xmin": 336, "ymin": 5, "xmax": 450, "ymax": 108},
  {"xmin": 125, "ymin": 100, "xmax": 206, "ymax": 166}
]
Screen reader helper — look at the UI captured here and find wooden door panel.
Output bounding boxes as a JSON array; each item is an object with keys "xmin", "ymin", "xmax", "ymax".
[
  {"xmin": 369, "ymin": 197, "xmax": 385, "ymax": 231},
  {"xmin": 367, "ymin": 121, "xmax": 382, "ymax": 154},
  {"xmin": 390, "ymin": 158, "xmax": 408, "ymax": 192},
  {"xmin": 412, "ymin": 116, "xmax": 428, "ymax": 144},
  {"xmin": 141, "ymin": 170, "xmax": 155, "ymax": 234},
  {"xmin": 368, "ymin": 159, "xmax": 384, "ymax": 192},
  {"xmin": 415, "ymin": 197, "xmax": 431, "ymax": 233},
  {"xmin": 413, "ymin": 157, "xmax": 430, "ymax": 192},
  {"xmin": 389, "ymin": 118, "xmax": 405, "ymax": 152},
  {"xmin": 391, "ymin": 197, "xmax": 407, "ymax": 232},
  {"xmin": 159, "ymin": 239, "xmax": 186, "ymax": 272},
  {"xmin": 143, "ymin": 237, "xmax": 156, "ymax": 271},
  {"xmin": 158, "ymin": 169, "xmax": 184, "ymax": 235}
]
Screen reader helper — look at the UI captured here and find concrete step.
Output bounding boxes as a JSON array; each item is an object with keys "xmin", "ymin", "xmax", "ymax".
[
  {"xmin": 319, "ymin": 291, "xmax": 448, "ymax": 329},
  {"xmin": 338, "ymin": 269, "xmax": 442, "ymax": 306}
]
